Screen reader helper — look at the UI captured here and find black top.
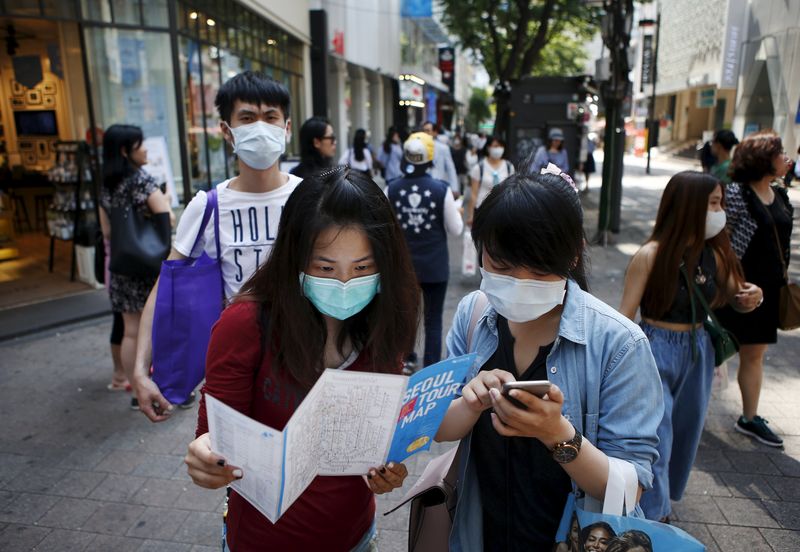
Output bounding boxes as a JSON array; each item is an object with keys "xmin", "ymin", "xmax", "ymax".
[
  {"xmin": 642, "ymin": 245, "xmax": 718, "ymax": 324},
  {"xmin": 741, "ymin": 192, "xmax": 794, "ymax": 287},
  {"xmin": 289, "ymin": 159, "xmax": 330, "ymax": 181},
  {"xmin": 471, "ymin": 317, "xmax": 569, "ymax": 551}
]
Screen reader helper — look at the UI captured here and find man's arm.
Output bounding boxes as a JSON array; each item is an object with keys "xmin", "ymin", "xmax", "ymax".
[{"xmin": 134, "ymin": 247, "xmax": 188, "ymax": 422}]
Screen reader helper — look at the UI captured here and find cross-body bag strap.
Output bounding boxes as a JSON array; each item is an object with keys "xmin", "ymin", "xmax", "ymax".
[
  {"xmin": 466, "ymin": 291, "xmax": 488, "ymax": 352},
  {"xmin": 679, "ymin": 264, "xmax": 699, "ymax": 361}
]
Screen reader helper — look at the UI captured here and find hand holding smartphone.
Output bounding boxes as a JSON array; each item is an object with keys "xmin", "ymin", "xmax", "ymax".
[{"xmin": 501, "ymin": 380, "xmax": 552, "ymax": 410}]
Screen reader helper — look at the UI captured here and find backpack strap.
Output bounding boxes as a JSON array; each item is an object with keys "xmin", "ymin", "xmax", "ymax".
[{"xmin": 466, "ymin": 291, "xmax": 488, "ymax": 352}]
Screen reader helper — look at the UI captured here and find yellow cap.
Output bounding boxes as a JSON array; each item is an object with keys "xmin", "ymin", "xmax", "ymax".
[{"xmin": 403, "ymin": 132, "xmax": 435, "ymax": 165}]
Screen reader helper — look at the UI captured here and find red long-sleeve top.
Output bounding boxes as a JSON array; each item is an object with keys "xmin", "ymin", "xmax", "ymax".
[{"xmin": 196, "ymin": 301, "xmax": 378, "ymax": 551}]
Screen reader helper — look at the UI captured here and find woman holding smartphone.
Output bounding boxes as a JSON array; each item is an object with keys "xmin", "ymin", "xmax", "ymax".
[
  {"xmin": 435, "ymin": 165, "xmax": 662, "ymax": 551},
  {"xmin": 184, "ymin": 168, "xmax": 419, "ymax": 551}
]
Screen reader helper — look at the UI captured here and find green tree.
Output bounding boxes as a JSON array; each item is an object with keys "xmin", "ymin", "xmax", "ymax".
[
  {"xmin": 439, "ymin": 0, "xmax": 599, "ymax": 136},
  {"xmin": 466, "ymin": 87, "xmax": 492, "ymax": 132}
]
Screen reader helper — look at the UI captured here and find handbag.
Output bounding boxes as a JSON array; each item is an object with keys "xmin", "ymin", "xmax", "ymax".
[
  {"xmin": 108, "ymin": 183, "xmax": 171, "ymax": 279},
  {"xmin": 681, "ymin": 265, "xmax": 739, "ymax": 367},
  {"xmin": 764, "ymin": 204, "xmax": 800, "ymax": 330},
  {"xmin": 94, "ymin": 228, "xmax": 105, "ymax": 285},
  {"xmin": 384, "ymin": 292, "xmax": 487, "ymax": 552},
  {"xmin": 555, "ymin": 457, "xmax": 704, "ymax": 552},
  {"xmin": 461, "ymin": 229, "xmax": 477, "ymax": 276},
  {"xmin": 152, "ymin": 189, "xmax": 224, "ymax": 405}
]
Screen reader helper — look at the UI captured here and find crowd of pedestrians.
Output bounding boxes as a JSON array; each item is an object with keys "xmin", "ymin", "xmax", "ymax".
[{"xmin": 99, "ymin": 70, "xmax": 795, "ymax": 550}]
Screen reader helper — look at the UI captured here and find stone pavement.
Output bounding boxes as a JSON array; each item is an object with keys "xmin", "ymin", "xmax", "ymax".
[{"xmin": 1, "ymin": 155, "xmax": 799, "ymax": 551}]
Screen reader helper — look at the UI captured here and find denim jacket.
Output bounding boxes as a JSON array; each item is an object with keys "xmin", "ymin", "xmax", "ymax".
[{"xmin": 446, "ymin": 283, "xmax": 663, "ymax": 552}]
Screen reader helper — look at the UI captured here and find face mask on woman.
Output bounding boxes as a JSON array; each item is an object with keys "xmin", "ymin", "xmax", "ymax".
[
  {"xmin": 488, "ymin": 147, "xmax": 505, "ymax": 160},
  {"xmin": 226, "ymin": 121, "xmax": 286, "ymax": 170},
  {"xmin": 300, "ymin": 272, "xmax": 381, "ymax": 320},
  {"xmin": 705, "ymin": 209, "xmax": 726, "ymax": 240},
  {"xmin": 479, "ymin": 268, "xmax": 566, "ymax": 322}
]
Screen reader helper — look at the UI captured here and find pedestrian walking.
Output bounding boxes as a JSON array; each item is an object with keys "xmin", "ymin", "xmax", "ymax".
[
  {"xmin": 422, "ymin": 121, "xmax": 459, "ymax": 196},
  {"xmin": 98, "ymin": 124, "xmax": 173, "ymax": 408},
  {"xmin": 579, "ymin": 131, "xmax": 596, "ymax": 192},
  {"xmin": 339, "ymin": 128, "xmax": 373, "ymax": 176},
  {"xmin": 376, "ymin": 126, "xmax": 403, "ymax": 182},
  {"xmin": 466, "ymin": 136, "xmax": 514, "ymax": 226},
  {"xmin": 532, "ymin": 127, "xmax": 570, "ymax": 175},
  {"xmin": 716, "ymin": 131, "xmax": 794, "ymax": 447},
  {"xmin": 387, "ymin": 132, "xmax": 463, "ymax": 371},
  {"xmin": 290, "ymin": 116, "xmax": 335, "ymax": 180},
  {"xmin": 710, "ymin": 130, "xmax": 739, "ymax": 184},
  {"xmin": 185, "ymin": 167, "xmax": 418, "ymax": 551},
  {"xmin": 435, "ymin": 162, "xmax": 662, "ymax": 550},
  {"xmin": 451, "ymin": 133, "xmax": 470, "ymax": 196},
  {"xmin": 619, "ymin": 171, "xmax": 763, "ymax": 521},
  {"xmin": 133, "ymin": 71, "xmax": 302, "ymax": 422}
]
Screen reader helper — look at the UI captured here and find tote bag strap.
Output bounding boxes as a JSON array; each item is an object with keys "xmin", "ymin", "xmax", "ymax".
[
  {"xmin": 191, "ymin": 189, "xmax": 221, "ymax": 262},
  {"xmin": 466, "ymin": 291, "xmax": 488, "ymax": 352},
  {"xmin": 762, "ymin": 199, "xmax": 789, "ymax": 281},
  {"xmin": 603, "ymin": 457, "xmax": 639, "ymax": 517}
]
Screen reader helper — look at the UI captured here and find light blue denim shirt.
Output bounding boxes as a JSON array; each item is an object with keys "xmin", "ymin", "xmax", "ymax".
[{"xmin": 446, "ymin": 283, "xmax": 663, "ymax": 552}]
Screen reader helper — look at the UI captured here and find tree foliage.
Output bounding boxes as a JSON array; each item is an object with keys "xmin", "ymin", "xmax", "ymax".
[
  {"xmin": 466, "ymin": 87, "xmax": 492, "ymax": 131},
  {"xmin": 439, "ymin": 0, "xmax": 599, "ymax": 133}
]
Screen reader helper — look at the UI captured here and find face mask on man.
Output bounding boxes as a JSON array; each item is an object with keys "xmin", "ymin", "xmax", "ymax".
[
  {"xmin": 705, "ymin": 209, "xmax": 727, "ymax": 240},
  {"xmin": 226, "ymin": 121, "xmax": 286, "ymax": 170},
  {"xmin": 479, "ymin": 268, "xmax": 566, "ymax": 323},
  {"xmin": 488, "ymin": 147, "xmax": 505, "ymax": 160},
  {"xmin": 300, "ymin": 272, "xmax": 381, "ymax": 320}
]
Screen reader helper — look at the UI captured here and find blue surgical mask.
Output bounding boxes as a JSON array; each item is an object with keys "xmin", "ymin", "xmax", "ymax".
[{"xmin": 300, "ymin": 272, "xmax": 381, "ymax": 320}]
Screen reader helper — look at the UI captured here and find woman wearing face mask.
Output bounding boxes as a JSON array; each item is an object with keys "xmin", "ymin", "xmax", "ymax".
[
  {"xmin": 466, "ymin": 136, "xmax": 514, "ymax": 226},
  {"xmin": 620, "ymin": 171, "xmax": 763, "ymax": 521},
  {"xmin": 436, "ymin": 163, "xmax": 662, "ymax": 551},
  {"xmin": 184, "ymin": 168, "xmax": 419, "ymax": 550},
  {"xmin": 376, "ymin": 126, "xmax": 404, "ymax": 182},
  {"xmin": 290, "ymin": 116, "xmax": 336, "ymax": 180},
  {"xmin": 532, "ymin": 127, "xmax": 570, "ymax": 175}
]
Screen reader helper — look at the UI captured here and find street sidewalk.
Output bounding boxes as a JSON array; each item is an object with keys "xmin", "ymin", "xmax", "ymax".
[{"xmin": 0, "ymin": 155, "xmax": 798, "ymax": 551}]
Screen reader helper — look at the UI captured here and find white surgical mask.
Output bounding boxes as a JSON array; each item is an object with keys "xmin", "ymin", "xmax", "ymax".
[
  {"xmin": 705, "ymin": 209, "xmax": 726, "ymax": 240},
  {"xmin": 479, "ymin": 267, "xmax": 567, "ymax": 323},
  {"xmin": 226, "ymin": 121, "xmax": 286, "ymax": 170},
  {"xmin": 488, "ymin": 147, "xmax": 504, "ymax": 160}
]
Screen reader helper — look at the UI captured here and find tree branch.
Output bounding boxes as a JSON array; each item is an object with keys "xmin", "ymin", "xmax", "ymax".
[
  {"xmin": 486, "ymin": 2, "xmax": 504, "ymax": 80},
  {"xmin": 519, "ymin": 0, "xmax": 558, "ymax": 76},
  {"xmin": 502, "ymin": 0, "xmax": 533, "ymax": 79}
]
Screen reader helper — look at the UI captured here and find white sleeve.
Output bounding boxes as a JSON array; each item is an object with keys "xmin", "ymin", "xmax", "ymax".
[
  {"xmin": 443, "ymin": 188, "xmax": 464, "ymax": 236},
  {"xmin": 469, "ymin": 163, "xmax": 480, "ymax": 183},
  {"xmin": 366, "ymin": 149, "xmax": 373, "ymax": 167},
  {"xmin": 444, "ymin": 148, "xmax": 459, "ymax": 191},
  {"xmin": 338, "ymin": 150, "xmax": 350, "ymax": 165},
  {"xmin": 173, "ymin": 191, "xmax": 209, "ymax": 258}
]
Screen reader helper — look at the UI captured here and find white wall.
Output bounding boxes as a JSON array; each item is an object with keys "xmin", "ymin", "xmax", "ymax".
[{"xmin": 247, "ymin": 0, "xmax": 311, "ymax": 42}]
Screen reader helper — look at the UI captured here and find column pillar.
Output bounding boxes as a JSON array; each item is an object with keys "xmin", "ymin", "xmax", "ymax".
[
  {"xmin": 329, "ymin": 57, "xmax": 348, "ymax": 159},
  {"xmin": 369, "ymin": 73, "xmax": 385, "ymax": 146}
]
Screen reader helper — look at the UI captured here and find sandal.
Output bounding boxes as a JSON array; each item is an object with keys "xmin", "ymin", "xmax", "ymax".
[{"xmin": 107, "ymin": 380, "xmax": 131, "ymax": 392}]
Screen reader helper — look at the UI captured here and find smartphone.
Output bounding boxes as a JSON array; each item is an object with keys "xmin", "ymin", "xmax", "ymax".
[{"xmin": 501, "ymin": 380, "xmax": 552, "ymax": 409}]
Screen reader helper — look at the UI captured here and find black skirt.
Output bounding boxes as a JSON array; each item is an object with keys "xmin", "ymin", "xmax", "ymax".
[{"xmin": 715, "ymin": 280, "xmax": 781, "ymax": 345}]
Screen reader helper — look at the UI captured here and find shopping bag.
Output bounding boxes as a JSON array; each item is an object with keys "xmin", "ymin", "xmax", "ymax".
[
  {"xmin": 555, "ymin": 458, "xmax": 705, "ymax": 552},
  {"xmin": 711, "ymin": 361, "xmax": 729, "ymax": 396},
  {"xmin": 461, "ymin": 229, "xmax": 477, "ymax": 276},
  {"xmin": 152, "ymin": 190, "xmax": 223, "ymax": 405}
]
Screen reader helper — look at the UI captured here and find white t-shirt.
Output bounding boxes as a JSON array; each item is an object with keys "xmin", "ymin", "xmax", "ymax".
[
  {"xmin": 469, "ymin": 159, "xmax": 515, "ymax": 207},
  {"xmin": 339, "ymin": 148, "xmax": 373, "ymax": 172},
  {"xmin": 173, "ymin": 174, "xmax": 302, "ymax": 298}
]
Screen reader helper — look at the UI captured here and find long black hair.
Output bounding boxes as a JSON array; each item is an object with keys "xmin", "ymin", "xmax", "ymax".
[
  {"xmin": 237, "ymin": 167, "xmax": 420, "ymax": 388},
  {"xmin": 471, "ymin": 156, "xmax": 589, "ymax": 289},
  {"xmin": 353, "ymin": 128, "xmax": 367, "ymax": 162},
  {"xmin": 383, "ymin": 126, "xmax": 398, "ymax": 154},
  {"xmin": 102, "ymin": 124, "xmax": 143, "ymax": 191},
  {"xmin": 298, "ymin": 116, "xmax": 333, "ymax": 166}
]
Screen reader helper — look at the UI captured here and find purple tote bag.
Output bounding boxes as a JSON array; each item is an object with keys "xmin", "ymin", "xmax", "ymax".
[{"xmin": 152, "ymin": 189, "xmax": 224, "ymax": 405}]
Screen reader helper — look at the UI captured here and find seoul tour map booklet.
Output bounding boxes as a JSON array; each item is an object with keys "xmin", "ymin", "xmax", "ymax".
[{"xmin": 206, "ymin": 353, "xmax": 475, "ymax": 522}]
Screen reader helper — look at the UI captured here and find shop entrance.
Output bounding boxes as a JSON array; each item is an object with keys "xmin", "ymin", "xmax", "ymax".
[{"xmin": 0, "ymin": 17, "xmax": 97, "ymax": 310}]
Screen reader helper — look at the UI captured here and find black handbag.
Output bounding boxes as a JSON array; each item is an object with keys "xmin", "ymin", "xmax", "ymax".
[
  {"xmin": 94, "ymin": 228, "xmax": 105, "ymax": 285},
  {"xmin": 108, "ymin": 204, "xmax": 170, "ymax": 279},
  {"xmin": 681, "ymin": 266, "xmax": 739, "ymax": 366}
]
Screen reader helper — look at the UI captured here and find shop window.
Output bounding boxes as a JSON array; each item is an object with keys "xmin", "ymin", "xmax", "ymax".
[
  {"xmin": 110, "ymin": 0, "xmax": 140, "ymax": 25},
  {"xmin": 84, "ymin": 27, "xmax": 183, "ymax": 201},
  {"xmin": 42, "ymin": 0, "xmax": 79, "ymax": 19},
  {"xmin": 80, "ymin": 0, "xmax": 112, "ymax": 22},
  {"xmin": 141, "ymin": 0, "xmax": 168, "ymax": 28}
]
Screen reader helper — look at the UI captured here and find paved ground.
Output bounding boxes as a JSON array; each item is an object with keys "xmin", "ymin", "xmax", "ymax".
[{"xmin": 1, "ymin": 154, "xmax": 799, "ymax": 551}]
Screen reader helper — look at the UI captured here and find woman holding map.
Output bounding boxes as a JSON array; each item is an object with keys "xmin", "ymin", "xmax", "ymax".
[
  {"xmin": 185, "ymin": 167, "xmax": 420, "ymax": 550},
  {"xmin": 435, "ymin": 162, "xmax": 663, "ymax": 550}
]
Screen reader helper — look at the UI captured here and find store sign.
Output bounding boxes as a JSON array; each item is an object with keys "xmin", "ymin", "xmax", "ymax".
[
  {"xmin": 399, "ymin": 80, "xmax": 423, "ymax": 102},
  {"xmin": 438, "ymin": 47, "xmax": 455, "ymax": 93},
  {"xmin": 402, "ymin": 0, "xmax": 432, "ymax": 17},
  {"xmin": 640, "ymin": 34, "xmax": 654, "ymax": 91},
  {"xmin": 142, "ymin": 136, "xmax": 179, "ymax": 207},
  {"xmin": 720, "ymin": 0, "xmax": 745, "ymax": 89},
  {"xmin": 696, "ymin": 88, "xmax": 716, "ymax": 108}
]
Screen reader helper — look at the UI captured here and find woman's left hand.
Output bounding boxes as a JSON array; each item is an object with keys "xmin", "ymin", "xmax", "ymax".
[
  {"xmin": 734, "ymin": 282, "xmax": 763, "ymax": 311},
  {"xmin": 366, "ymin": 462, "xmax": 408, "ymax": 494},
  {"xmin": 488, "ymin": 384, "xmax": 574, "ymax": 448}
]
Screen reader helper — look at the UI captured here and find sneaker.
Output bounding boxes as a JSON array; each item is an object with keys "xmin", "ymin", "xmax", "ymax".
[
  {"xmin": 130, "ymin": 397, "xmax": 140, "ymax": 411},
  {"xmin": 178, "ymin": 392, "xmax": 196, "ymax": 410},
  {"xmin": 735, "ymin": 415, "xmax": 783, "ymax": 447}
]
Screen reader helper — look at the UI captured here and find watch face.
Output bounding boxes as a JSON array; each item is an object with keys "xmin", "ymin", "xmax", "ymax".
[{"xmin": 553, "ymin": 444, "xmax": 580, "ymax": 464}]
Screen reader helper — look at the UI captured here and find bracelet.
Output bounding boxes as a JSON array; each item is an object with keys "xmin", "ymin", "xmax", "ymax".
[{"xmin": 756, "ymin": 296, "xmax": 764, "ymax": 308}]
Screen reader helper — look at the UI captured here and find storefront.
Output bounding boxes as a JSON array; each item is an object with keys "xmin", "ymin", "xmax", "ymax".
[{"xmin": 0, "ymin": 0, "xmax": 307, "ymax": 308}]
